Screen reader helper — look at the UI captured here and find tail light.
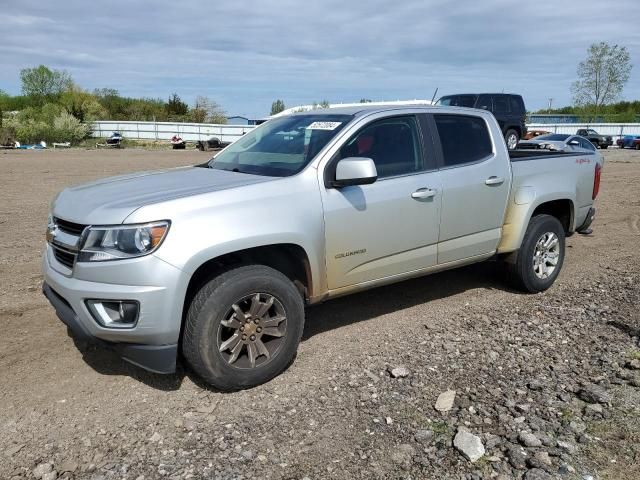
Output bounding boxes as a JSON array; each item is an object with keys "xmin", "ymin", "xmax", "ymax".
[{"xmin": 592, "ymin": 163, "xmax": 602, "ymax": 200}]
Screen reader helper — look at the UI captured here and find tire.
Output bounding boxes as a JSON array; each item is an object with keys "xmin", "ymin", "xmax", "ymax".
[
  {"xmin": 507, "ymin": 214, "xmax": 565, "ymax": 293},
  {"xmin": 635, "ymin": 143, "xmax": 640, "ymax": 151},
  {"xmin": 182, "ymin": 265, "xmax": 305, "ymax": 391},
  {"xmin": 600, "ymin": 144, "xmax": 608, "ymax": 149},
  {"xmin": 505, "ymin": 129, "xmax": 519, "ymax": 150}
]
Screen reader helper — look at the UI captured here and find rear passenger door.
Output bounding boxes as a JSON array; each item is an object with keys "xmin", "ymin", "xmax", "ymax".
[{"xmin": 428, "ymin": 113, "xmax": 511, "ymax": 264}]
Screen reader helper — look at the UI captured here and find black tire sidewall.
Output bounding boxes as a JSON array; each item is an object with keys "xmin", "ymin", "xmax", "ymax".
[
  {"xmin": 505, "ymin": 129, "xmax": 519, "ymax": 150},
  {"xmin": 184, "ymin": 266, "xmax": 304, "ymax": 390},
  {"xmin": 516, "ymin": 215, "xmax": 565, "ymax": 292}
]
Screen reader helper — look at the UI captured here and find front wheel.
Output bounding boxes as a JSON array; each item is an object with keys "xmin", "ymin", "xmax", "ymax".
[
  {"xmin": 600, "ymin": 144, "xmax": 608, "ymax": 149},
  {"xmin": 507, "ymin": 214, "xmax": 565, "ymax": 293},
  {"xmin": 505, "ymin": 129, "xmax": 519, "ymax": 150},
  {"xmin": 182, "ymin": 265, "xmax": 305, "ymax": 391}
]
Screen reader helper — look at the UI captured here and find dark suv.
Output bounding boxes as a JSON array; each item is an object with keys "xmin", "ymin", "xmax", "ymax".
[{"xmin": 436, "ymin": 93, "xmax": 527, "ymax": 150}]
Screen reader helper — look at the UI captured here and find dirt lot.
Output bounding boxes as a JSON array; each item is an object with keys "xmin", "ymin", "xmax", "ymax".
[{"xmin": 1, "ymin": 148, "xmax": 639, "ymax": 480}]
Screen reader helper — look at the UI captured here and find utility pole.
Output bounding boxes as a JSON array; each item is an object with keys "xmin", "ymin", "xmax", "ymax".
[{"xmin": 547, "ymin": 98, "xmax": 553, "ymax": 113}]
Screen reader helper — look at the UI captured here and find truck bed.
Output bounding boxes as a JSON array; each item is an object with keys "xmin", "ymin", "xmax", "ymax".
[{"xmin": 509, "ymin": 149, "xmax": 594, "ymax": 162}]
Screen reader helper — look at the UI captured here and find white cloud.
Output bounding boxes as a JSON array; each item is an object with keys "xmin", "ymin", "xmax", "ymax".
[{"xmin": 0, "ymin": 0, "xmax": 638, "ymax": 116}]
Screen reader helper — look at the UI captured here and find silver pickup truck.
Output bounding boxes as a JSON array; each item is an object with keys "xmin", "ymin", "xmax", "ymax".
[{"xmin": 43, "ymin": 105, "xmax": 602, "ymax": 390}]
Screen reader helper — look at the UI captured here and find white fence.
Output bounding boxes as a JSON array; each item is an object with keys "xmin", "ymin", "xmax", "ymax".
[
  {"xmin": 90, "ymin": 120, "xmax": 640, "ymax": 144},
  {"xmin": 527, "ymin": 123, "xmax": 640, "ymax": 140},
  {"xmin": 90, "ymin": 121, "xmax": 256, "ymax": 143}
]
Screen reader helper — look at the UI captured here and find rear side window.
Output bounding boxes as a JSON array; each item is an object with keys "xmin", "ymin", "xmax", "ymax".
[
  {"xmin": 510, "ymin": 96, "xmax": 524, "ymax": 113},
  {"xmin": 434, "ymin": 114, "xmax": 493, "ymax": 167},
  {"xmin": 476, "ymin": 95, "xmax": 492, "ymax": 111},
  {"xmin": 493, "ymin": 96, "xmax": 510, "ymax": 113}
]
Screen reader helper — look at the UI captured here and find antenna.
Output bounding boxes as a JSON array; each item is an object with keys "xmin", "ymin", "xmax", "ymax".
[{"xmin": 430, "ymin": 87, "xmax": 439, "ymax": 104}]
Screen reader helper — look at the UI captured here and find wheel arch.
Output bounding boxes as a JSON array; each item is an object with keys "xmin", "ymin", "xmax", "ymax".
[
  {"xmin": 498, "ymin": 196, "xmax": 575, "ymax": 254},
  {"xmin": 181, "ymin": 243, "xmax": 313, "ymax": 329}
]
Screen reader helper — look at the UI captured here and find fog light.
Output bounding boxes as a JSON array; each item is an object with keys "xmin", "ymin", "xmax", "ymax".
[{"xmin": 86, "ymin": 300, "xmax": 139, "ymax": 328}]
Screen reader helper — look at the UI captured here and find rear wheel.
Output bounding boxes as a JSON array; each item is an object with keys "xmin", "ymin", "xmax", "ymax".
[
  {"xmin": 600, "ymin": 144, "xmax": 608, "ymax": 149},
  {"xmin": 505, "ymin": 129, "xmax": 519, "ymax": 150},
  {"xmin": 507, "ymin": 214, "xmax": 565, "ymax": 293},
  {"xmin": 182, "ymin": 265, "xmax": 305, "ymax": 391}
]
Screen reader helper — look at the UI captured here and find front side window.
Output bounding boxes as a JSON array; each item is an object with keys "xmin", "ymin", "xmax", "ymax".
[
  {"xmin": 336, "ymin": 116, "xmax": 423, "ymax": 178},
  {"xmin": 209, "ymin": 114, "xmax": 352, "ymax": 177},
  {"xmin": 434, "ymin": 114, "xmax": 493, "ymax": 167}
]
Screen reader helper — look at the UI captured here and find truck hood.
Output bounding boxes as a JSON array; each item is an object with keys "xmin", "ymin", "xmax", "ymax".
[{"xmin": 52, "ymin": 166, "xmax": 274, "ymax": 225}]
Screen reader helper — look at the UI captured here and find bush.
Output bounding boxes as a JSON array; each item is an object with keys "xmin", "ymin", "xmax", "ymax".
[
  {"xmin": 52, "ymin": 111, "xmax": 90, "ymax": 142},
  {"xmin": 0, "ymin": 126, "xmax": 16, "ymax": 146},
  {"xmin": 7, "ymin": 111, "xmax": 90, "ymax": 144}
]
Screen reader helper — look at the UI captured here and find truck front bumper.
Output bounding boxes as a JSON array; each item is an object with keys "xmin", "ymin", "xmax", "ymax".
[{"xmin": 42, "ymin": 245, "xmax": 189, "ymax": 374}]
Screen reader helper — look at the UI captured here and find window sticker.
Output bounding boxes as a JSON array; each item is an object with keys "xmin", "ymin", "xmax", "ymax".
[{"xmin": 306, "ymin": 121, "xmax": 342, "ymax": 130}]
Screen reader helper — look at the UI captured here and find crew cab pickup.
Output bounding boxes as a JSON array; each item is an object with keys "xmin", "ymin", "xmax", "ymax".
[{"xmin": 43, "ymin": 105, "xmax": 602, "ymax": 390}]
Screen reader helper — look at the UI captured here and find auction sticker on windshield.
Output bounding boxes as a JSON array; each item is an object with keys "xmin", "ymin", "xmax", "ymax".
[{"xmin": 306, "ymin": 121, "xmax": 342, "ymax": 130}]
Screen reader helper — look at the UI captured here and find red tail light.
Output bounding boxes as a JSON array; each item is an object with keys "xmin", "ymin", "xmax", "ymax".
[{"xmin": 592, "ymin": 163, "xmax": 601, "ymax": 200}]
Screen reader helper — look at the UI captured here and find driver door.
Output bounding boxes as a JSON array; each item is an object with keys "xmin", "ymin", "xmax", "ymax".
[{"xmin": 320, "ymin": 115, "xmax": 442, "ymax": 290}]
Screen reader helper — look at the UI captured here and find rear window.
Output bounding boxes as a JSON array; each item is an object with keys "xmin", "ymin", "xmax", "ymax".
[
  {"xmin": 536, "ymin": 134, "xmax": 570, "ymax": 141},
  {"xmin": 434, "ymin": 114, "xmax": 493, "ymax": 167}
]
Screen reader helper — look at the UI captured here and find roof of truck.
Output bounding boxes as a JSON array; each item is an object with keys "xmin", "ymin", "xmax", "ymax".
[{"xmin": 288, "ymin": 104, "xmax": 442, "ymax": 117}]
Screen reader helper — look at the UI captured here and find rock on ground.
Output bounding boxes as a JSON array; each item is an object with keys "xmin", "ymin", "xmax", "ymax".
[{"xmin": 453, "ymin": 430, "xmax": 485, "ymax": 462}]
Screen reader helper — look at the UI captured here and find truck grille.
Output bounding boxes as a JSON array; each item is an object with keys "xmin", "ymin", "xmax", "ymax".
[
  {"xmin": 53, "ymin": 247, "xmax": 76, "ymax": 269},
  {"xmin": 50, "ymin": 217, "xmax": 87, "ymax": 270},
  {"xmin": 54, "ymin": 217, "xmax": 86, "ymax": 236}
]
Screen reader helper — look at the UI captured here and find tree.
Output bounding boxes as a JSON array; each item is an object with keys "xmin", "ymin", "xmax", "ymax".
[
  {"xmin": 190, "ymin": 96, "xmax": 227, "ymax": 124},
  {"xmin": 166, "ymin": 93, "xmax": 189, "ymax": 117},
  {"xmin": 270, "ymin": 99, "xmax": 286, "ymax": 115},
  {"xmin": 20, "ymin": 65, "xmax": 73, "ymax": 102},
  {"xmin": 359, "ymin": 98, "xmax": 372, "ymax": 103},
  {"xmin": 319, "ymin": 99, "xmax": 331, "ymax": 108},
  {"xmin": 571, "ymin": 42, "xmax": 632, "ymax": 117}
]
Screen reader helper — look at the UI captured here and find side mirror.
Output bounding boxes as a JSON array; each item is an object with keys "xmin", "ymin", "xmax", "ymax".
[
  {"xmin": 332, "ymin": 157, "xmax": 378, "ymax": 188},
  {"xmin": 568, "ymin": 140, "xmax": 580, "ymax": 146}
]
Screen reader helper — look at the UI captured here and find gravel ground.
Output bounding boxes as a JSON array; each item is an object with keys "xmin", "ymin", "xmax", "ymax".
[{"xmin": 0, "ymin": 147, "xmax": 639, "ymax": 480}]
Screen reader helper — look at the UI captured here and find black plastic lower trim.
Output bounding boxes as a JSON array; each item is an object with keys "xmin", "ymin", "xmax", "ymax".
[
  {"xmin": 577, "ymin": 207, "xmax": 596, "ymax": 233},
  {"xmin": 43, "ymin": 282, "xmax": 177, "ymax": 374}
]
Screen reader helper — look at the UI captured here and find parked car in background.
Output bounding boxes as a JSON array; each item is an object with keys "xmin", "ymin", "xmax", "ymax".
[
  {"xmin": 517, "ymin": 134, "xmax": 601, "ymax": 154},
  {"xmin": 617, "ymin": 135, "xmax": 640, "ymax": 150},
  {"xmin": 436, "ymin": 93, "xmax": 527, "ymax": 150},
  {"xmin": 196, "ymin": 136, "xmax": 229, "ymax": 151},
  {"xmin": 576, "ymin": 129, "xmax": 613, "ymax": 149},
  {"xmin": 523, "ymin": 130, "xmax": 551, "ymax": 140}
]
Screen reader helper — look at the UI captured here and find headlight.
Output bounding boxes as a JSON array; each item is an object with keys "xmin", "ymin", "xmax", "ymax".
[{"xmin": 78, "ymin": 221, "xmax": 170, "ymax": 262}]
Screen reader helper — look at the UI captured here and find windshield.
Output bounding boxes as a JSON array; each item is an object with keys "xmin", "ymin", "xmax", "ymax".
[
  {"xmin": 535, "ymin": 134, "xmax": 570, "ymax": 141},
  {"xmin": 437, "ymin": 95, "xmax": 478, "ymax": 107},
  {"xmin": 586, "ymin": 129, "xmax": 598, "ymax": 135},
  {"xmin": 208, "ymin": 114, "xmax": 353, "ymax": 177}
]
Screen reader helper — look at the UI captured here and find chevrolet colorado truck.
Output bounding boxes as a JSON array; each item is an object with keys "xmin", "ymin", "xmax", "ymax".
[{"xmin": 43, "ymin": 105, "xmax": 602, "ymax": 390}]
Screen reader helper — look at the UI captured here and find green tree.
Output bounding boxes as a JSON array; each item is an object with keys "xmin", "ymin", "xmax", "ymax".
[
  {"xmin": 571, "ymin": 42, "xmax": 632, "ymax": 118},
  {"xmin": 190, "ymin": 96, "xmax": 227, "ymax": 124},
  {"xmin": 19, "ymin": 65, "xmax": 73, "ymax": 102},
  {"xmin": 166, "ymin": 93, "xmax": 189, "ymax": 117},
  {"xmin": 319, "ymin": 99, "xmax": 331, "ymax": 108},
  {"xmin": 359, "ymin": 98, "xmax": 372, "ymax": 103},
  {"xmin": 270, "ymin": 99, "xmax": 286, "ymax": 115}
]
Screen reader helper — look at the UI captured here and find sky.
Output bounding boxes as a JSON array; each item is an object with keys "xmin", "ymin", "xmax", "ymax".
[{"xmin": 1, "ymin": 0, "xmax": 639, "ymax": 118}]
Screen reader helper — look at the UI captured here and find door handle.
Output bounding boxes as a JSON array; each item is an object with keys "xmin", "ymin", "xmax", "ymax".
[
  {"xmin": 411, "ymin": 188, "xmax": 437, "ymax": 199},
  {"xmin": 485, "ymin": 176, "xmax": 505, "ymax": 186}
]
